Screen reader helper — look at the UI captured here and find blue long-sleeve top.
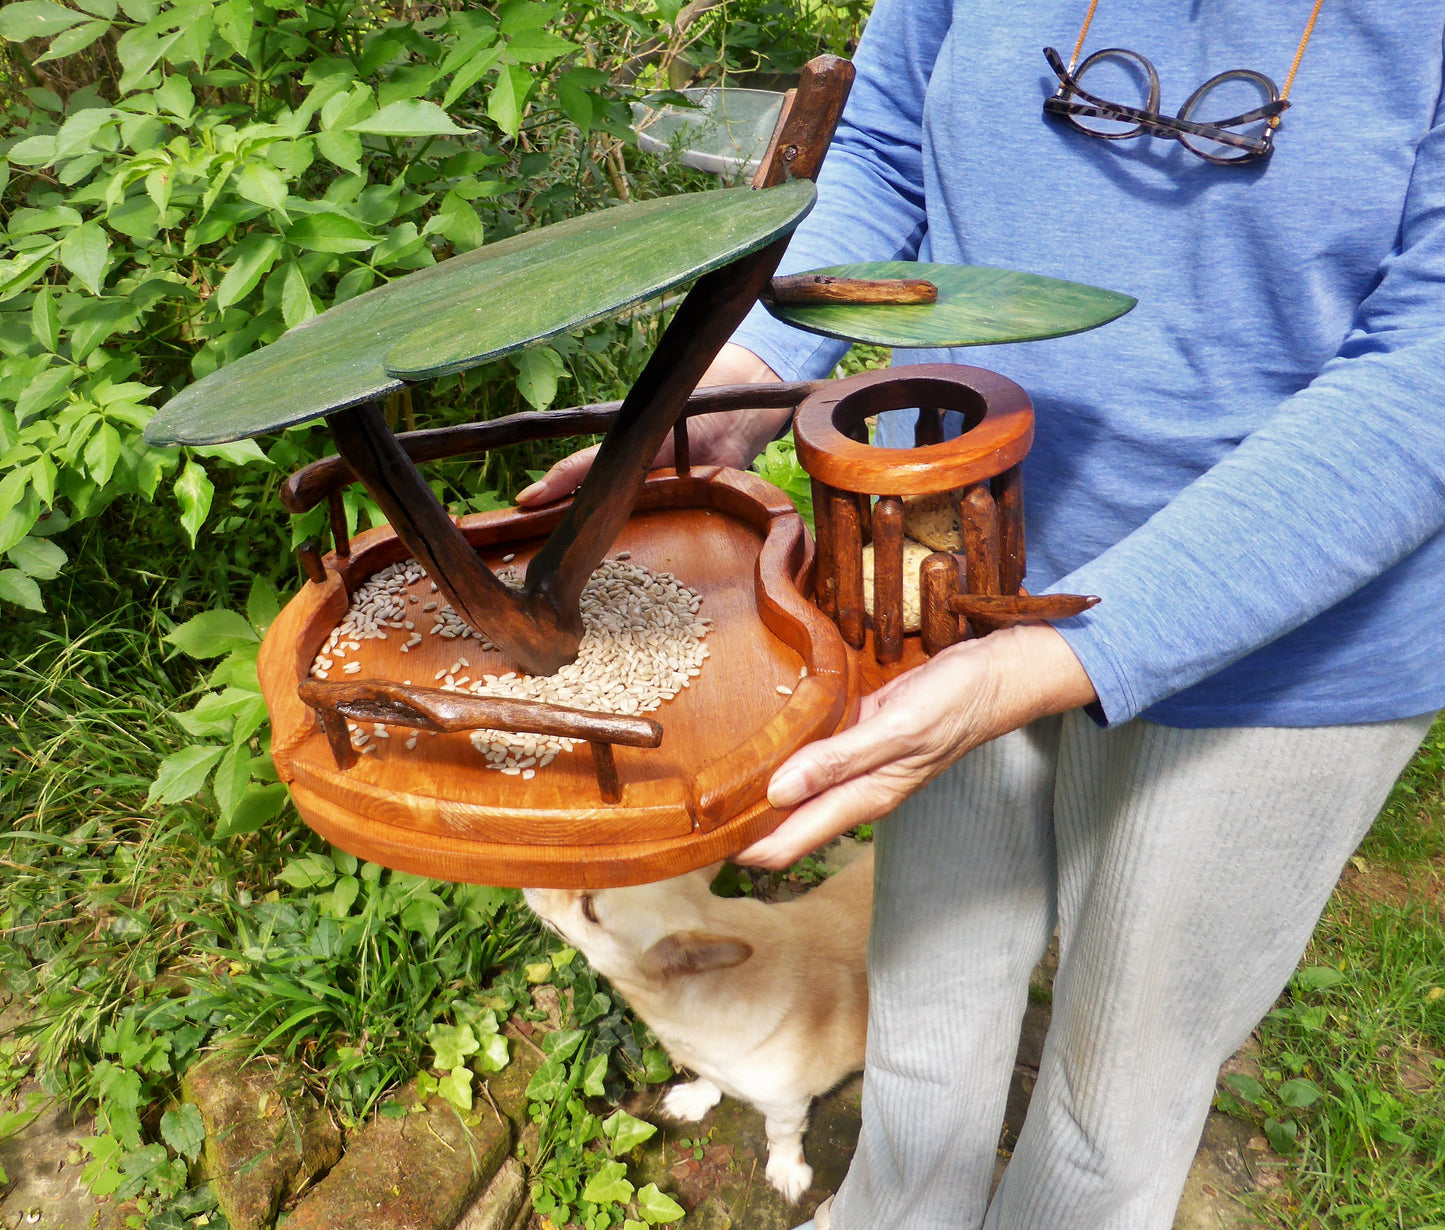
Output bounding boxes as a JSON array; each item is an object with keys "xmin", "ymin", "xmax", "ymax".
[{"xmin": 732, "ymin": 0, "xmax": 1445, "ymax": 727}]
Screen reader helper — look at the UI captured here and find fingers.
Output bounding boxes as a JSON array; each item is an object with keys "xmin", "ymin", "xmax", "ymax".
[
  {"xmin": 736, "ymin": 770, "xmax": 904, "ymax": 868},
  {"xmin": 765, "ymin": 700, "xmax": 928, "ymax": 809},
  {"xmin": 514, "ymin": 443, "xmax": 602, "ymax": 506}
]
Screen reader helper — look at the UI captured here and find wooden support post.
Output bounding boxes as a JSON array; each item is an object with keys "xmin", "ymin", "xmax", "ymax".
[
  {"xmin": 920, "ymin": 552, "xmax": 962, "ymax": 657},
  {"xmin": 327, "ymin": 489, "xmax": 350, "ymax": 557},
  {"xmin": 317, "ymin": 709, "xmax": 357, "ymax": 770},
  {"xmin": 832, "ymin": 489, "xmax": 865, "ymax": 649},
  {"xmin": 872, "ymin": 495, "xmax": 905, "ymax": 665},
  {"xmin": 811, "ymin": 477, "xmax": 838, "ymax": 620},
  {"xmin": 994, "ymin": 464, "xmax": 1025, "ymax": 596},
  {"xmin": 591, "ymin": 741, "xmax": 621, "ymax": 804},
  {"xmin": 857, "ymin": 491, "xmax": 872, "ymax": 547},
  {"xmin": 297, "ymin": 540, "xmax": 326, "ymax": 584},
  {"xmin": 957, "ymin": 482, "xmax": 1002, "ymax": 636},
  {"xmin": 914, "ymin": 406, "xmax": 944, "ymax": 447}
]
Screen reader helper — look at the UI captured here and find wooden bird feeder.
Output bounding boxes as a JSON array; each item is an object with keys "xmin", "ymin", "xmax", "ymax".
[{"xmin": 143, "ymin": 55, "xmax": 1134, "ymax": 888}]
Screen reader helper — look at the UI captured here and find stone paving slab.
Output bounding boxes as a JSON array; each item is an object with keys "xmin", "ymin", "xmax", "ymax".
[{"xmin": 283, "ymin": 1077, "xmax": 510, "ymax": 1230}]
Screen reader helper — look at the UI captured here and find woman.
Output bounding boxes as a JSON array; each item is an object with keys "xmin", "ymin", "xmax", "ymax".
[{"xmin": 520, "ymin": 2, "xmax": 1445, "ymax": 1225}]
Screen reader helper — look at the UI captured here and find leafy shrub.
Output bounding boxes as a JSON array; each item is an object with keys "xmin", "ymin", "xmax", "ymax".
[{"xmin": 0, "ymin": 0, "xmax": 712, "ymax": 614}]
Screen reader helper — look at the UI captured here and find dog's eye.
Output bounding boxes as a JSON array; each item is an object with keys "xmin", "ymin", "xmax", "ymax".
[{"xmin": 579, "ymin": 894, "xmax": 599, "ymax": 925}]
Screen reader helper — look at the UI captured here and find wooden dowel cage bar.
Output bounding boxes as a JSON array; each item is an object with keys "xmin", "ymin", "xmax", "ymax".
[{"xmin": 792, "ymin": 365, "xmax": 1096, "ymax": 678}]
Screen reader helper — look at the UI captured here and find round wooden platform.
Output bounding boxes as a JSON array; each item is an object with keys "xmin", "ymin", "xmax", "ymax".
[{"xmin": 259, "ymin": 468, "xmax": 856, "ymax": 888}]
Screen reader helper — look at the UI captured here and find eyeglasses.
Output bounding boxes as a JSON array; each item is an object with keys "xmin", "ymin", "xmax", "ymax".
[{"xmin": 1042, "ymin": 0, "xmax": 1325, "ymax": 166}]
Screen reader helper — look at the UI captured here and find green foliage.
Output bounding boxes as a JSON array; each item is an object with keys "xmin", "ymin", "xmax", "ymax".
[{"xmin": 0, "ymin": 0, "xmax": 695, "ymax": 612}]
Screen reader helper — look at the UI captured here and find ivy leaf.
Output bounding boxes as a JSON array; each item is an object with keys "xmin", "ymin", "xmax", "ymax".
[
  {"xmin": 0, "ymin": 568, "xmax": 44, "ymax": 612},
  {"xmin": 316, "ymin": 129, "xmax": 364, "ymax": 174},
  {"xmin": 582, "ymin": 1159, "xmax": 634, "ymax": 1206},
  {"xmin": 245, "ymin": 575, "xmax": 280, "ymax": 633},
  {"xmin": 635, "ymin": 1183, "xmax": 685, "ymax": 1224},
  {"xmin": 59, "ymin": 221, "xmax": 110, "ymax": 295},
  {"xmin": 512, "ymin": 345, "xmax": 564, "ymax": 411},
  {"xmin": 437, "ymin": 1068, "xmax": 473, "ymax": 1112},
  {"xmin": 15, "ymin": 364, "xmax": 75, "ymax": 421},
  {"xmin": 331, "ymin": 874, "xmax": 360, "ymax": 917},
  {"xmin": 0, "ymin": 2, "xmax": 90, "ymax": 41},
  {"xmin": 159, "ymin": 1104, "xmax": 205, "ymax": 1162},
  {"xmin": 582, "ymin": 1053, "xmax": 608, "ymax": 1097},
  {"xmin": 427, "ymin": 1023, "xmax": 479, "ymax": 1071},
  {"xmin": 602, "ymin": 1109, "xmax": 657, "ymax": 1154},
  {"xmin": 147, "ymin": 745, "xmax": 226, "ymax": 806},
  {"xmin": 213, "ymin": 232, "xmax": 282, "ymax": 310},
  {"xmin": 218, "ymin": 782, "xmax": 287, "ymax": 838},
  {"xmin": 163, "ymin": 609, "xmax": 259, "ymax": 659},
  {"xmin": 474, "ymin": 1032, "xmax": 509, "ymax": 1073},
  {"xmin": 349, "ymin": 100, "xmax": 467, "ymax": 138},
  {"xmin": 174, "ymin": 459, "xmax": 214, "ymax": 547}
]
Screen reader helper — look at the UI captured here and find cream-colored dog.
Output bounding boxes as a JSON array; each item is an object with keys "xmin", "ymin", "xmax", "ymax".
[{"xmin": 523, "ymin": 849, "xmax": 872, "ymax": 1202}]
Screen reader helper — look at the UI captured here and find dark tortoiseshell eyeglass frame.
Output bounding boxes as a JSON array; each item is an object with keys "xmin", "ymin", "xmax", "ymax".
[{"xmin": 1042, "ymin": 45, "xmax": 1291, "ymax": 165}]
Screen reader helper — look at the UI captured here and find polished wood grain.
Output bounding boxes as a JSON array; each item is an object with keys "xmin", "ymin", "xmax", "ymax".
[
  {"xmin": 994, "ymin": 464, "xmax": 1025, "ymax": 596},
  {"xmin": 832, "ymin": 491, "xmax": 865, "ymax": 650},
  {"xmin": 921, "ymin": 552, "xmax": 963, "ymax": 658},
  {"xmin": 949, "ymin": 593, "xmax": 1100, "ymax": 624},
  {"xmin": 794, "ymin": 365, "xmax": 1034, "ymax": 496},
  {"xmin": 871, "ymin": 496, "xmax": 905, "ymax": 665},
  {"xmin": 750, "ymin": 56, "xmax": 855, "ymax": 189},
  {"xmin": 958, "ymin": 482, "xmax": 1001, "ymax": 637},
  {"xmin": 259, "ymin": 468, "xmax": 855, "ymax": 888},
  {"xmin": 810, "ymin": 477, "xmax": 838, "ymax": 621}
]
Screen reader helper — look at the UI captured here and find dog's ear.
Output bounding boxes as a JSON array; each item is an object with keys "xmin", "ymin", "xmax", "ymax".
[{"xmin": 641, "ymin": 930, "xmax": 753, "ymax": 979}]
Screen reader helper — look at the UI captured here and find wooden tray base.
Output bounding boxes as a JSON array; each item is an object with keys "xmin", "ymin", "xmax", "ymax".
[{"xmin": 259, "ymin": 468, "xmax": 856, "ymax": 888}]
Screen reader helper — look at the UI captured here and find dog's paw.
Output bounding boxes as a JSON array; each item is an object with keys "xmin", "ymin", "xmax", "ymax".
[
  {"xmin": 765, "ymin": 1152, "xmax": 813, "ymax": 1203},
  {"xmin": 662, "ymin": 1078, "xmax": 722, "ymax": 1121}
]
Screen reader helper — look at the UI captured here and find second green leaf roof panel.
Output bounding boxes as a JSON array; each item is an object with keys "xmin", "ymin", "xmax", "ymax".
[{"xmin": 765, "ymin": 261, "xmax": 1136, "ymax": 348}]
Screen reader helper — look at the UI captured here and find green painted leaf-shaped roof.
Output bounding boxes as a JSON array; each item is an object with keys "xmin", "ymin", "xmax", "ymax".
[
  {"xmin": 766, "ymin": 261, "xmax": 1136, "ymax": 348},
  {"xmin": 145, "ymin": 182, "xmax": 815, "ymax": 446}
]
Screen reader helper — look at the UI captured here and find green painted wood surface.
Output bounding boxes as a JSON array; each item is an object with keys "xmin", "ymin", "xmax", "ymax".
[
  {"xmin": 766, "ymin": 261, "xmax": 1136, "ymax": 348},
  {"xmin": 145, "ymin": 183, "xmax": 815, "ymax": 446}
]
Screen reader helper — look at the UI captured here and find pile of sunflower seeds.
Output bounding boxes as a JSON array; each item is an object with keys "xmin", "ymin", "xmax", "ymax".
[
  {"xmin": 308, "ymin": 557, "xmax": 711, "ymax": 774},
  {"xmin": 309, "ymin": 559, "xmax": 427, "ymax": 678}
]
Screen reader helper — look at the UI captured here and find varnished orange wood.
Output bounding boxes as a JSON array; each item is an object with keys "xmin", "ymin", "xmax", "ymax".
[
  {"xmin": 260, "ymin": 468, "xmax": 854, "ymax": 887},
  {"xmin": 793, "ymin": 364, "xmax": 1033, "ymax": 496}
]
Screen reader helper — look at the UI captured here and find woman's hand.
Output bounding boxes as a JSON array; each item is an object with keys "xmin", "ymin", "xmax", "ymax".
[
  {"xmin": 515, "ymin": 344, "xmax": 788, "ymax": 507},
  {"xmin": 734, "ymin": 624, "xmax": 1098, "ymax": 868}
]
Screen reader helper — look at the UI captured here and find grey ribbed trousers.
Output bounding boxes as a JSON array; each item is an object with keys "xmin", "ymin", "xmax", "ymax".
[{"xmin": 830, "ymin": 710, "xmax": 1434, "ymax": 1230}]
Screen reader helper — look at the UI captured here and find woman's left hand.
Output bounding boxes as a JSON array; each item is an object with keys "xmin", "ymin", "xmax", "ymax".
[{"xmin": 734, "ymin": 623, "xmax": 1098, "ymax": 868}]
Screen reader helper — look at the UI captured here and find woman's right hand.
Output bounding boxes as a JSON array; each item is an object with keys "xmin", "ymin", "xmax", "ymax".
[{"xmin": 514, "ymin": 344, "xmax": 789, "ymax": 507}]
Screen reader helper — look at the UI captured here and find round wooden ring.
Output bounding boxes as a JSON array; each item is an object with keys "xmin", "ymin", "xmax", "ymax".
[{"xmin": 792, "ymin": 364, "xmax": 1033, "ymax": 495}]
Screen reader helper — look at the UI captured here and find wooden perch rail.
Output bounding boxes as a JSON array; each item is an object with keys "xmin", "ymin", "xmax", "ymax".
[
  {"xmin": 280, "ymin": 381, "xmax": 826, "ymax": 516},
  {"xmin": 948, "ymin": 593, "xmax": 1100, "ymax": 625},
  {"xmin": 764, "ymin": 274, "xmax": 939, "ymax": 306},
  {"xmin": 298, "ymin": 678, "xmax": 662, "ymax": 804}
]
